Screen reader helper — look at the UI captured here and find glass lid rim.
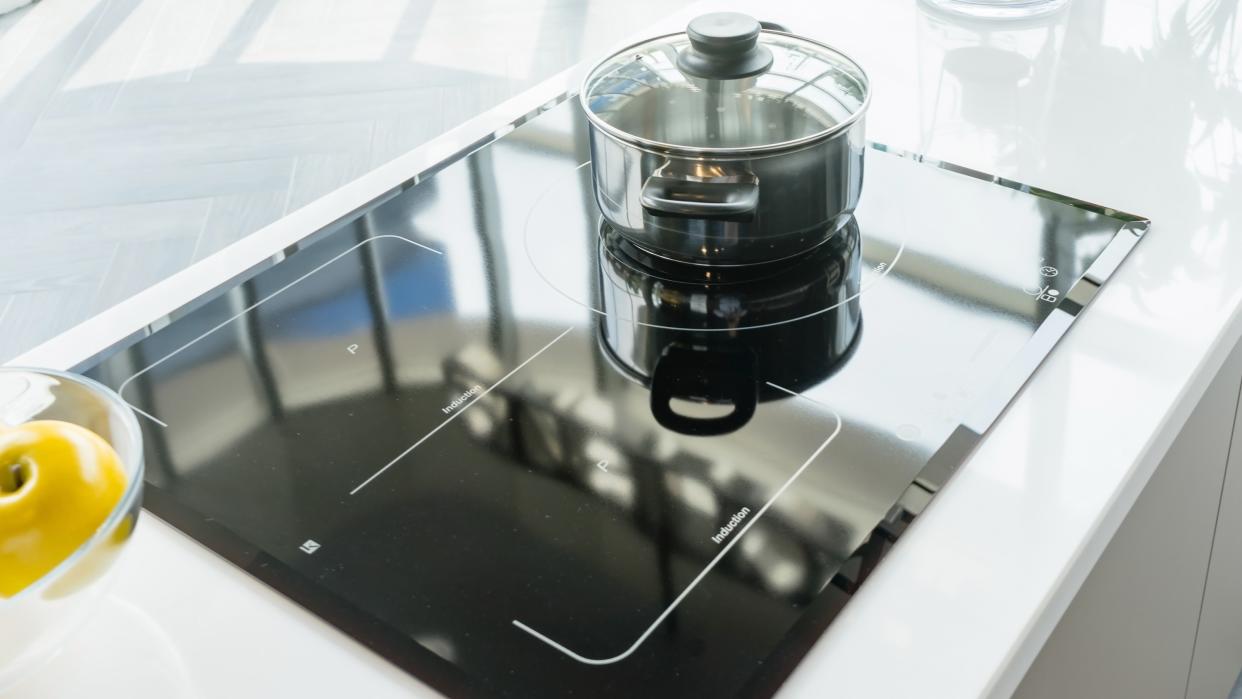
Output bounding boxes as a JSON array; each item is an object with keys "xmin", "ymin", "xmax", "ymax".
[{"xmin": 578, "ymin": 28, "xmax": 872, "ymax": 155}]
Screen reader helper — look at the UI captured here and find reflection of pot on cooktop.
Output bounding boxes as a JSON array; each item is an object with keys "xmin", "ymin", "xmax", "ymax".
[{"xmin": 598, "ymin": 218, "xmax": 862, "ymax": 436}]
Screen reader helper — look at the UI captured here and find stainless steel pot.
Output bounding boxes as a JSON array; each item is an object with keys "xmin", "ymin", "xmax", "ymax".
[
  {"xmin": 581, "ymin": 13, "xmax": 870, "ymax": 266},
  {"xmin": 598, "ymin": 219, "xmax": 862, "ymax": 435}
]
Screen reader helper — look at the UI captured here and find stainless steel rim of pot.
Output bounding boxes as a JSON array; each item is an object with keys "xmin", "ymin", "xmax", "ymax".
[{"xmin": 578, "ymin": 28, "xmax": 872, "ymax": 157}]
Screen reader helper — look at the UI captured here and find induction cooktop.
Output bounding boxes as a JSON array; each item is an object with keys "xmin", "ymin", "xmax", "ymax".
[{"xmin": 81, "ymin": 97, "xmax": 1146, "ymax": 698}]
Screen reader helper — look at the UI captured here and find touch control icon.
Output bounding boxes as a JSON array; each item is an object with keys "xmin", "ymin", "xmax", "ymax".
[{"xmin": 1024, "ymin": 284, "xmax": 1062, "ymax": 303}]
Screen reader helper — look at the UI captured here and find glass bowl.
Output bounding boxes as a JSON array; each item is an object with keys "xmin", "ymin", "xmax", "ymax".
[{"xmin": 0, "ymin": 367, "xmax": 144, "ymax": 691}]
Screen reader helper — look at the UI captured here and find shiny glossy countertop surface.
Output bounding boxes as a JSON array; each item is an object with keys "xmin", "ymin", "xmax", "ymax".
[{"xmin": 7, "ymin": 0, "xmax": 1242, "ymax": 697}]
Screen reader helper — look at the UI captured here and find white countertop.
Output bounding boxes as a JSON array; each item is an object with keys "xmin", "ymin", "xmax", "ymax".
[
  {"xmin": 8, "ymin": 0, "xmax": 1242, "ymax": 697},
  {"xmin": 0, "ymin": 0, "xmax": 695, "ymax": 362}
]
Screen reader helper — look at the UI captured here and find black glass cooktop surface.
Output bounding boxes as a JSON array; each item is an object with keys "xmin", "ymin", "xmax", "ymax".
[{"xmin": 83, "ymin": 99, "xmax": 1145, "ymax": 698}]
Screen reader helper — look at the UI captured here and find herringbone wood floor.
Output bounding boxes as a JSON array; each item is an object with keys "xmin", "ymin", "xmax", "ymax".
[{"xmin": 0, "ymin": 0, "xmax": 693, "ymax": 361}]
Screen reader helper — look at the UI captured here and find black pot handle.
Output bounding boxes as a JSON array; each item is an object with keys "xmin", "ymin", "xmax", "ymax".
[
  {"xmin": 650, "ymin": 344, "xmax": 758, "ymax": 436},
  {"xmin": 640, "ymin": 175, "xmax": 759, "ymax": 223}
]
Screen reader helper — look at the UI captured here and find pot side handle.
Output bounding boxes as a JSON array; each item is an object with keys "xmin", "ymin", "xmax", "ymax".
[
  {"xmin": 640, "ymin": 175, "xmax": 759, "ymax": 223},
  {"xmin": 650, "ymin": 344, "xmax": 758, "ymax": 436}
]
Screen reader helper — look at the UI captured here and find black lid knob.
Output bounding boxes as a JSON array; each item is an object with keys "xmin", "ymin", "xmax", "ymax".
[{"xmin": 677, "ymin": 13, "xmax": 774, "ymax": 81}]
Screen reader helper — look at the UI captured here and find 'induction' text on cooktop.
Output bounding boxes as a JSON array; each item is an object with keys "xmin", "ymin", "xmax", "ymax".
[
  {"xmin": 712, "ymin": 507, "xmax": 751, "ymax": 544},
  {"xmin": 442, "ymin": 385, "xmax": 483, "ymax": 415}
]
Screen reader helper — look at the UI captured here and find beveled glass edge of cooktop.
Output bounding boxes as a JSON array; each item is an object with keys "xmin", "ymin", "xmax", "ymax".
[
  {"xmin": 907, "ymin": 217, "xmax": 1147, "ymax": 499},
  {"xmin": 867, "ymin": 142, "xmax": 1150, "ymax": 226},
  {"xmin": 869, "ymin": 144, "xmax": 1149, "ymax": 495}
]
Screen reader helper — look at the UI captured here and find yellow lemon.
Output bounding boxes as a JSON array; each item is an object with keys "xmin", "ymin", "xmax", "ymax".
[{"xmin": 0, "ymin": 420, "xmax": 127, "ymax": 598}]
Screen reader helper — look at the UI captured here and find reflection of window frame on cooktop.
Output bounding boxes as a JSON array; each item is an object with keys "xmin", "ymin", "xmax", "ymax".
[
  {"xmin": 348, "ymin": 326, "xmax": 572, "ymax": 494},
  {"xmin": 106, "ymin": 218, "xmax": 853, "ymax": 669},
  {"xmin": 115, "ymin": 234, "xmax": 442, "ymax": 429},
  {"xmin": 111, "ymin": 234, "xmax": 588, "ymax": 496},
  {"xmin": 513, "ymin": 382, "xmax": 842, "ymax": 665}
]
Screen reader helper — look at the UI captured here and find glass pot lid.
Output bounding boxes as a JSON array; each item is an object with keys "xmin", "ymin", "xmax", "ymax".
[{"xmin": 580, "ymin": 13, "xmax": 870, "ymax": 154}]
